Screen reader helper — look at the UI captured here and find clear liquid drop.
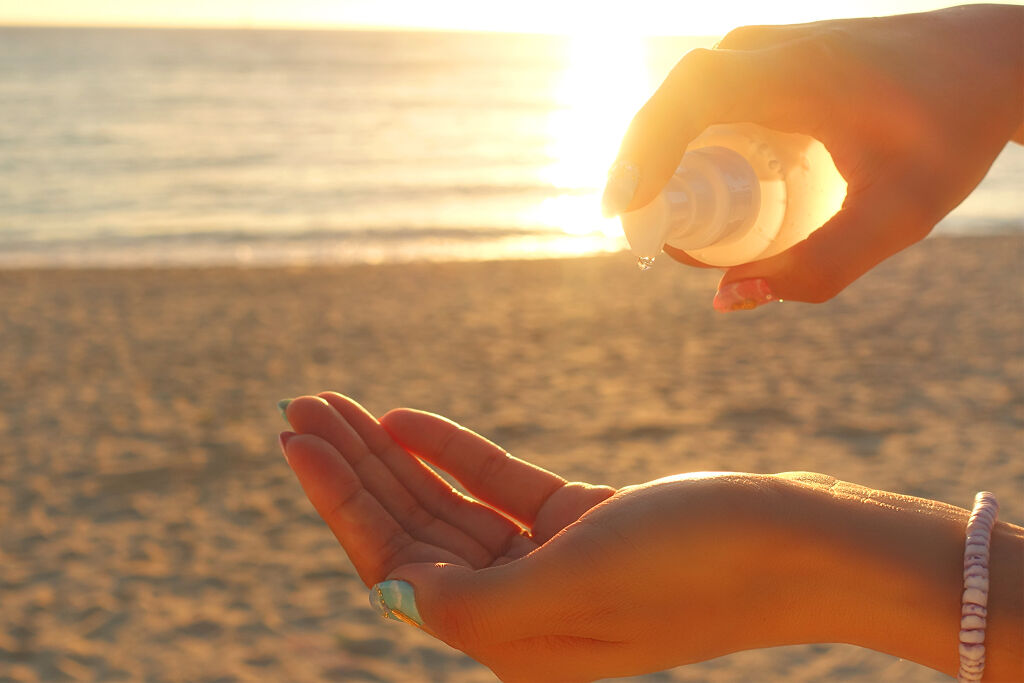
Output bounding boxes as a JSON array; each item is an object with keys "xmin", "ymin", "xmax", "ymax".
[{"xmin": 637, "ymin": 256, "xmax": 656, "ymax": 271}]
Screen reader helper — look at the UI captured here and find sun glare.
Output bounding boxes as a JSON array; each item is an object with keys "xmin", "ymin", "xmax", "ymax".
[{"xmin": 522, "ymin": 34, "xmax": 652, "ymax": 248}]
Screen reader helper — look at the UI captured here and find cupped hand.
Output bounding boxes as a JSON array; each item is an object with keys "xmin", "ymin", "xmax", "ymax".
[
  {"xmin": 279, "ymin": 392, "xmax": 615, "ymax": 585},
  {"xmin": 280, "ymin": 394, "xmax": 809, "ymax": 682},
  {"xmin": 604, "ymin": 5, "xmax": 1023, "ymax": 308}
]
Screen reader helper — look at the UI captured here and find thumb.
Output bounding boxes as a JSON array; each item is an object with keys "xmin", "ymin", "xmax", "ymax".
[
  {"xmin": 712, "ymin": 180, "xmax": 934, "ymax": 311},
  {"xmin": 374, "ymin": 557, "xmax": 623, "ymax": 683},
  {"xmin": 369, "ymin": 561, "xmax": 550, "ymax": 653}
]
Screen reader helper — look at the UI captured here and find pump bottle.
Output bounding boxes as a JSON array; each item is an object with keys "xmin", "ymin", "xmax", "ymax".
[{"xmin": 620, "ymin": 123, "xmax": 847, "ymax": 268}]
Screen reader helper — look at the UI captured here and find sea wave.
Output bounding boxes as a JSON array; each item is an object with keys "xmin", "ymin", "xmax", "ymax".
[
  {"xmin": 0, "ymin": 224, "xmax": 627, "ymax": 268},
  {"xmin": 0, "ymin": 27, "xmax": 1020, "ymax": 268}
]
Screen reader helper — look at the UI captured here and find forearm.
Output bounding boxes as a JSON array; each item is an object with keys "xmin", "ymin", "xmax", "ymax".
[{"xmin": 771, "ymin": 474, "xmax": 1023, "ymax": 679}]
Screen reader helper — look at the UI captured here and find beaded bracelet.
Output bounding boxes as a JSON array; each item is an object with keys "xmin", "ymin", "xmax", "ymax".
[{"xmin": 957, "ymin": 491, "xmax": 998, "ymax": 683}]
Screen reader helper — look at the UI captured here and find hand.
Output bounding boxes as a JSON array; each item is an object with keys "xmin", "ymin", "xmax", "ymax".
[
  {"xmin": 279, "ymin": 394, "xmax": 1024, "ymax": 682},
  {"xmin": 278, "ymin": 392, "xmax": 615, "ymax": 584},
  {"xmin": 603, "ymin": 5, "xmax": 1024, "ymax": 308},
  {"xmin": 278, "ymin": 393, "xmax": 809, "ymax": 681}
]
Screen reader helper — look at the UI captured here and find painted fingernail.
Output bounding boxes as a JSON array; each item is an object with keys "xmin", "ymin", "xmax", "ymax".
[
  {"xmin": 278, "ymin": 430, "xmax": 295, "ymax": 455},
  {"xmin": 370, "ymin": 580, "xmax": 422, "ymax": 628},
  {"xmin": 601, "ymin": 161, "xmax": 640, "ymax": 217},
  {"xmin": 713, "ymin": 278, "xmax": 778, "ymax": 312},
  {"xmin": 277, "ymin": 398, "xmax": 293, "ymax": 422}
]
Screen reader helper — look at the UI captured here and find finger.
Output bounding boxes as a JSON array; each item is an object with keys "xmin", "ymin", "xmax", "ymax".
[
  {"xmin": 380, "ymin": 409, "xmax": 567, "ymax": 529},
  {"xmin": 286, "ymin": 396, "xmax": 494, "ymax": 567},
  {"xmin": 281, "ymin": 433, "xmax": 465, "ymax": 585},
  {"xmin": 715, "ymin": 19, "xmax": 842, "ymax": 51},
  {"xmin": 316, "ymin": 392, "xmax": 467, "ymax": 509},
  {"xmin": 315, "ymin": 392, "xmax": 531, "ymax": 559},
  {"xmin": 603, "ymin": 43, "xmax": 829, "ymax": 217},
  {"xmin": 715, "ymin": 174, "xmax": 934, "ymax": 306},
  {"xmin": 662, "ymin": 244, "xmax": 718, "ymax": 269},
  {"xmin": 317, "ymin": 391, "xmax": 397, "ymax": 454},
  {"xmin": 715, "ymin": 23, "xmax": 792, "ymax": 50}
]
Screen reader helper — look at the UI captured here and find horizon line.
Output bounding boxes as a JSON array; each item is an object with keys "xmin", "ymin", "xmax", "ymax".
[{"xmin": 0, "ymin": 20, "xmax": 719, "ymax": 39}]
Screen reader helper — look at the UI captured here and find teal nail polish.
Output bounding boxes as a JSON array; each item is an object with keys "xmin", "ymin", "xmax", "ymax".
[
  {"xmin": 277, "ymin": 398, "xmax": 292, "ymax": 421},
  {"xmin": 370, "ymin": 580, "xmax": 422, "ymax": 627}
]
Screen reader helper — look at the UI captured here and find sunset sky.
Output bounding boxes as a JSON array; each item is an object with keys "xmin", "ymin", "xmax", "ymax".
[{"xmin": 0, "ymin": 0, "xmax": 1002, "ymax": 35}]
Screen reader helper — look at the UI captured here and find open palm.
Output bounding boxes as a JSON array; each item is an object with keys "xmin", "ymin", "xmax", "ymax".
[{"xmin": 280, "ymin": 393, "xmax": 615, "ymax": 586}]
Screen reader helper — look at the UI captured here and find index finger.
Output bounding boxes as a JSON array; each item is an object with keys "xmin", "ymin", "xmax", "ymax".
[
  {"xmin": 281, "ymin": 432, "xmax": 466, "ymax": 586},
  {"xmin": 603, "ymin": 43, "xmax": 829, "ymax": 217},
  {"xmin": 379, "ymin": 409, "xmax": 567, "ymax": 529}
]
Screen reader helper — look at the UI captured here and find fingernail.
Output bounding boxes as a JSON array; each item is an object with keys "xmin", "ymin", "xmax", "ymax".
[
  {"xmin": 277, "ymin": 398, "xmax": 293, "ymax": 422},
  {"xmin": 278, "ymin": 431, "xmax": 295, "ymax": 454},
  {"xmin": 713, "ymin": 278, "xmax": 778, "ymax": 312},
  {"xmin": 370, "ymin": 580, "xmax": 422, "ymax": 628},
  {"xmin": 601, "ymin": 161, "xmax": 640, "ymax": 217}
]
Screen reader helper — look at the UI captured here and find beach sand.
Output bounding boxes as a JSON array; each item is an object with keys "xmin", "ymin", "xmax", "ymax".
[{"xmin": 1, "ymin": 235, "xmax": 1021, "ymax": 682}]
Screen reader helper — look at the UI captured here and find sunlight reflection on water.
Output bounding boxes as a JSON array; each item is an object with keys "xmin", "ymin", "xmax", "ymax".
[{"xmin": 0, "ymin": 28, "xmax": 1018, "ymax": 267}]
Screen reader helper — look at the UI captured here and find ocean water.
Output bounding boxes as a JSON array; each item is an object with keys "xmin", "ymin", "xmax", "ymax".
[{"xmin": 0, "ymin": 26, "xmax": 1021, "ymax": 268}]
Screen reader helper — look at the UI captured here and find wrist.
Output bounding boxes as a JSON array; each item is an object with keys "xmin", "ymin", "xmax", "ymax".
[
  {"xmin": 793, "ymin": 479, "xmax": 962, "ymax": 674},
  {"xmin": 772, "ymin": 475, "xmax": 1023, "ymax": 679}
]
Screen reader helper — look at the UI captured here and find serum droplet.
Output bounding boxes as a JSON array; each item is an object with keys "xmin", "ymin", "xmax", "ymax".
[{"xmin": 637, "ymin": 256, "xmax": 656, "ymax": 271}]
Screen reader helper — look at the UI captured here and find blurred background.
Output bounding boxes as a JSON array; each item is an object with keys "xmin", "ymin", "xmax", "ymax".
[
  {"xmin": 0, "ymin": 2, "xmax": 1020, "ymax": 682},
  {"xmin": 0, "ymin": 0, "xmax": 1021, "ymax": 267}
]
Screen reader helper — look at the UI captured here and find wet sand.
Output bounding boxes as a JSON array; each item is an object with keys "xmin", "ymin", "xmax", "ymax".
[{"xmin": 1, "ymin": 235, "xmax": 1021, "ymax": 682}]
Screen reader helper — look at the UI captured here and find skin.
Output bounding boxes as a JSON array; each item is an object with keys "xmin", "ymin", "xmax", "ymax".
[
  {"xmin": 606, "ymin": 4, "xmax": 1024, "ymax": 303},
  {"xmin": 274, "ymin": 9, "xmax": 1024, "ymax": 677},
  {"xmin": 281, "ymin": 393, "xmax": 1024, "ymax": 683}
]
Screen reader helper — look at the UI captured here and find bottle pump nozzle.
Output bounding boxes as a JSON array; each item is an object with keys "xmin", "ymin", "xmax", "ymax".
[{"xmin": 620, "ymin": 146, "xmax": 763, "ymax": 268}]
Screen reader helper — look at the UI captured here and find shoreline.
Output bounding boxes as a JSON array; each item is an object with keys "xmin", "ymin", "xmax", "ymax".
[{"xmin": 0, "ymin": 232, "xmax": 1018, "ymax": 272}]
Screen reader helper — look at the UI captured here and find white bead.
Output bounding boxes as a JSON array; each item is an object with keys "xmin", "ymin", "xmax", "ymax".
[
  {"xmin": 964, "ymin": 566, "xmax": 988, "ymax": 579},
  {"xmin": 963, "ymin": 587, "xmax": 988, "ymax": 606},
  {"xmin": 960, "ymin": 629, "xmax": 985, "ymax": 644},
  {"xmin": 962, "ymin": 603, "xmax": 987, "ymax": 618},
  {"xmin": 965, "ymin": 575, "xmax": 988, "ymax": 590},
  {"xmin": 960, "ymin": 659, "xmax": 986, "ymax": 673},
  {"xmin": 964, "ymin": 556, "xmax": 988, "ymax": 571},
  {"xmin": 964, "ymin": 543, "xmax": 988, "ymax": 557},
  {"xmin": 960, "ymin": 614, "xmax": 985, "ymax": 629},
  {"xmin": 959, "ymin": 642, "xmax": 985, "ymax": 660},
  {"xmin": 973, "ymin": 509, "xmax": 995, "ymax": 524}
]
